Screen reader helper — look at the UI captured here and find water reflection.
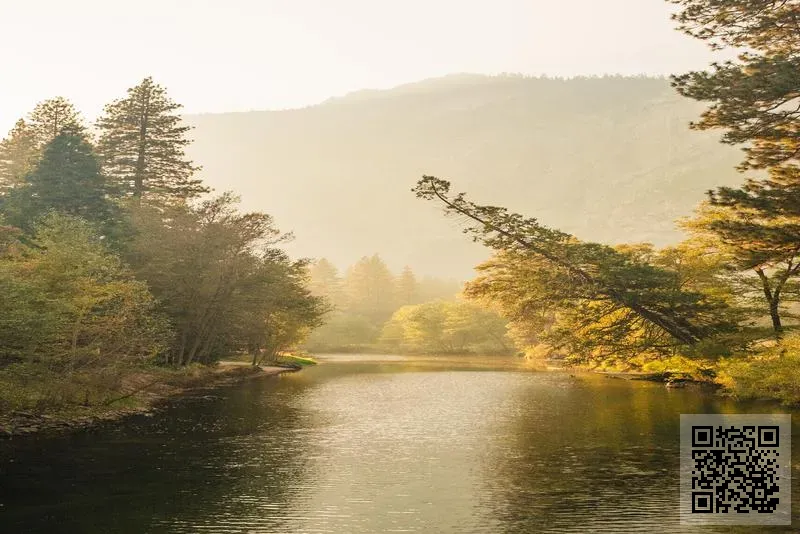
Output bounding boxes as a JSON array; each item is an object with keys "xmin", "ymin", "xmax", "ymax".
[{"xmin": 0, "ymin": 355, "xmax": 797, "ymax": 533}]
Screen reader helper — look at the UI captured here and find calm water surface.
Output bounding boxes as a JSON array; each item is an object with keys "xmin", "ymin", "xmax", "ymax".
[{"xmin": 1, "ymin": 354, "xmax": 798, "ymax": 533}]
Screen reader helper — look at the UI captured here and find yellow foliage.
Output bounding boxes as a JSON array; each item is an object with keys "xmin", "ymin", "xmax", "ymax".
[{"xmin": 717, "ymin": 334, "xmax": 800, "ymax": 405}]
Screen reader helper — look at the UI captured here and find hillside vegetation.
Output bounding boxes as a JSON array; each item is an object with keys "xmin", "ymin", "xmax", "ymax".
[{"xmin": 187, "ymin": 74, "xmax": 743, "ymax": 279}]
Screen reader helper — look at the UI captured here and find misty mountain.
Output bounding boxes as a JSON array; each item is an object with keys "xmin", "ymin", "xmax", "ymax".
[{"xmin": 185, "ymin": 74, "xmax": 744, "ymax": 280}]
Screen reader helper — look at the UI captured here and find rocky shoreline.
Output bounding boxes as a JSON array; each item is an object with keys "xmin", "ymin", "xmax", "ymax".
[{"xmin": 0, "ymin": 363, "xmax": 295, "ymax": 439}]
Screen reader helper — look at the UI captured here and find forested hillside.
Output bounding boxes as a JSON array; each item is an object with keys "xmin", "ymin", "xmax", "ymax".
[{"xmin": 187, "ymin": 74, "xmax": 743, "ymax": 279}]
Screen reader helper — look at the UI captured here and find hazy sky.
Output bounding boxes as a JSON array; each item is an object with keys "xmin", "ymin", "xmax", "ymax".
[{"xmin": 1, "ymin": 0, "xmax": 723, "ymax": 132}]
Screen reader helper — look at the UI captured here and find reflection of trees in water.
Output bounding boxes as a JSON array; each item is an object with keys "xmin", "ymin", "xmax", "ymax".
[
  {"xmin": 0, "ymin": 375, "xmax": 319, "ymax": 533},
  {"xmin": 477, "ymin": 378, "xmax": 735, "ymax": 533},
  {"xmin": 3, "ymin": 367, "xmax": 799, "ymax": 533}
]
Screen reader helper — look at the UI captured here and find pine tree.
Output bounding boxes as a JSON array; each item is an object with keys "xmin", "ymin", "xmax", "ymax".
[
  {"xmin": 308, "ymin": 258, "xmax": 343, "ymax": 308},
  {"xmin": 28, "ymin": 97, "xmax": 85, "ymax": 147},
  {"xmin": 344, "ymin": 254, "xmax": 398, "ymax": 323},
  {"xmin": 0, "ymin": 98, "xmax": 84, "ymax": 194},
  {"xmin": 96, "ymin": 77, "xmax": 207, "ymax": 203},
  {"xmin": 671, "ymin": 1, "xmax": 800, "ymax": 335},
  {"xmin": 0, "ymin": 119, "xmax": 38, "ymax": 193},
  {"xmin": 669, "ymin": 0, "xmax": 800, "ymax": 172},
  {"xmin": 396, "ymin": 265, "xmax": 419, "ymax": 306},
  {"xmin": 2, "ymin": 129, "xmax": 117, "ymax": 232}
]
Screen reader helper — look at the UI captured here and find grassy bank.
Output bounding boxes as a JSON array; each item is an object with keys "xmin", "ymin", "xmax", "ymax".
[
  {"xmin": 566, "ymin": 337, "xmax": 800, "ymax": 405},
  {"xmin": 0, "ymin": 362, "xmax": 293, "ymax": 438}
]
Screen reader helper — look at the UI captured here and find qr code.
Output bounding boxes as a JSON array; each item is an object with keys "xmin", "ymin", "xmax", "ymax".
[{"xmin": 680, "ymin": 414, "xmax": 791, "ymax": 526}]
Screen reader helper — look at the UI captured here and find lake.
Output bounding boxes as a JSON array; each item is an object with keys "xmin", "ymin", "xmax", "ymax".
[{"xmin": 1, "ymin": 354, "xmax": 797, "ymax": 533}]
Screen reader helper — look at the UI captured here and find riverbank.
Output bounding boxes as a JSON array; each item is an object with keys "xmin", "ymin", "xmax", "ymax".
[{"xmin": 0, "ymin": 362, "xmax": 294, "ymax": 438}]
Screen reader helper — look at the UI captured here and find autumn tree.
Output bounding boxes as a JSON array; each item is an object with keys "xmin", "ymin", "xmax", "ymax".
[
  {"xmin": 413, "ymin": 176, "xmax": 736, "ymax": 357},
  {"xmin": 670, "ymin": 0, "xmax": 800, "ymax": 335},
  {"xmin": 96, "ymin": 77, "xmax": 206, "ymax": 203}
]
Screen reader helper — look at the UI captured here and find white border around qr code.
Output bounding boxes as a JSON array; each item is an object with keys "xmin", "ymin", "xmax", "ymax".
[{"xmin": 680, "ymin": 414, "xmax": 791, "ymax": 526}]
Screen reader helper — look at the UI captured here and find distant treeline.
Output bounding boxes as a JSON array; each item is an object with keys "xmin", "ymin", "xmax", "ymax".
[{"xmin": 303, "ymin": 255, "xmax": 512, "ymax": 354}]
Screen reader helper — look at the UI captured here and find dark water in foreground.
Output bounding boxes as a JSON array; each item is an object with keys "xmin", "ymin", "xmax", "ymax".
[{"xmin": 0, "ymin": 355, "xmax": 798, "ymax": 533}]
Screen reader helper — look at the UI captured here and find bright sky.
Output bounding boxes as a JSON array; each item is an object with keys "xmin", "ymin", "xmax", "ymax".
[{"xmin": 1, "ymin": 0, "xmax": 722, "ymax": 133}]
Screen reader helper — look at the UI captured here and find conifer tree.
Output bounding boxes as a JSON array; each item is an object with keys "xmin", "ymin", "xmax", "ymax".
[
  {"xmin": 2, "ymin": 129, "xmax": 117, "ymax": 232},
  {"xmin": 0, "ymin": 119, "xmax": 38, "ymax": 193},
  {"xmin": 670, "ymin": 0, "xmax": 800, "ymax": 172},
  {"xmin": 344, "ymin": 254, "xmax": 398, "ymax": 323},
  {"xmin": 0, "ymin": 98, "xmax": 84, "ymax": 193},
  {"xmin": 396, "ymin": 265, "xmax": 420, "ymax": 306},
  {"xmin": 308, "ymin": 258, "xmax": 344, "ymax": 308},
  {"xmin": 96, "ymin": 77, "xmax": 207, "ymax": 203},
  {"xmin": 27, "ymin": 97, "xmax": 85, "ymax": 147},
  {"xmin": 671, "ymin": 0, "xmax": 800, "ymax": 335}
]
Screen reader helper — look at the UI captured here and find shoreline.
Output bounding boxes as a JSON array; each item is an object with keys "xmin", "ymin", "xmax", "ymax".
[{"xmin": 0, "ymin": 362, "xmax": 296, "ymax": 439}]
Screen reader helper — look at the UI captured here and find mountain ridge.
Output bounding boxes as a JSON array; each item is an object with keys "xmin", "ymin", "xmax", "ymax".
[{"xmin": 185, "ymin": 74, "xmax": 744, "ymax": 279}]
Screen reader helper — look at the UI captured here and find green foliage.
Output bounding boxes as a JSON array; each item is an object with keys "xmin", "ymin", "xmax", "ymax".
[
  {"xmin": 718, "ymin": 334, "xmax": 800, "ymax": 405},
  {"xmin": 684, "ymin": 202, "xmax": 800, "ymax": 335},
  {"xmin": 0, "ymin": 119, "xmax": 38, "ymax": 192},
  {"xmin": 379, "ymin": 300, "xmax": 511, "ymax": 354},
  {"xmin": 343, "ymin": 254, "xmax": 398, "ymax": 324},
  {"xmin": 670, "ymin": 0, "xmax": 799, "ymax": 171},
  {"xmin": 414, "ymin": 177, "xmax": 737, "ymax": 361},
  {"xmin": 0, "ymin": 98, "xmax": 84, "ymax": 196},
  {"xmin": 1, "ymin": 130, "xmax": 120, "ymax": 234},
  {"xmin": 27, "ymin": 97, "xmax": 85, "ymax": 147},
  {"xmin": 126, "ymin": 194, "xmax": 327, "ymax": 365},
  {"xmin": 303, "ymin": 256, "xmax": 462, "ymax": 352},
  {"xmin": 0, "ymin": 80, "xmax": 332, "ymax": 419},
  {"xmin": 672, "ymin": 1, "xmax": 800, "ymax": 336},
  {"xmin": 276, "ymin": 353, "xmax": 318, "ymax": 366},
  {"xmin": 97, "ymin": 77, "xmax": 207, "ymax": 203},
  {"xmin": 0, "ymin": 213, "xmax": 170, "ymax": 367},
  {"xmin": 303, "ymin": 313, "xmax": 381, "ymax": 352}
]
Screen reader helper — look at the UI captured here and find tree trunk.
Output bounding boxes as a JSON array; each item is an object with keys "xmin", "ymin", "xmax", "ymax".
[
  {"xmin": 769, "ymin": 300, "xmax": 782, "ymax": 337},
  {"xmin": 756, "ymin": 268, "xmax": 783, "ymax": 338}
]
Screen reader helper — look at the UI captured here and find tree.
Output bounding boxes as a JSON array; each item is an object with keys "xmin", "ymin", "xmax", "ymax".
[
  {"xmin": 684, "ymin": 201, "xmax": 800, "ymax": 335},
  {"xmin": 0, "ymin": 119, "xmax": 38, "ymax": 193},
  {"xmin": 0, "ymin": 213, "xmax": 169, "ymax": 366},
  {"xmin": 413, "ymin": 176, "xmax": 735, "ymax": 356},
  {"xmin": 395, "ymin": 265, "xmax": 420, "ymax": 306},
  {"xmin": 670, "ymin": 0, "xmax": 800, "ymax": 336},
  {"xmin": 126, "ymin": 193, "xmax": 325, "ymax": 365},
  {"xmin": 669, "ymin": 0, "xmax": 800, "ymax": 171},
  {"xmin": 343, "ymin": 254, "xmax": 398, "ymax": 323},
  {"xmin": 27, "ymin": 97, "xmax": 85, "ymax": 148},
  {"xmin": 254, "ymin": 257, "xmax": 328, "ymax": 364},
  {"xmin": 0, "ymin": 98, "xmax": 84, "ymax": 196},
  {"xmin": 97, "ymin": 77, "xmax": 207, "ymax": 203},
  {"xmin": 1, "ymin": 129, "xmax": 118, "ymax": 233},
  {"xmin": 379, "ymin": 300, "xmax": 510, "ymax": 354},
  {"xmin": 307, "ymin": 258, "xmax": 344, "ymax": 309}
]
